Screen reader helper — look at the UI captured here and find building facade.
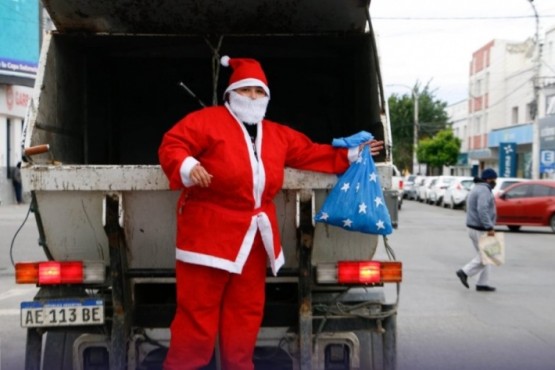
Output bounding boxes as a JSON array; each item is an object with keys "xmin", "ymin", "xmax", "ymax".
[
  {"xmin": 449, "ymin": 23, "xmax": 555, "ymax": 179},
  {"xmin": 0, "ymin": 84, "xmax": 32, "ymax": 204}
]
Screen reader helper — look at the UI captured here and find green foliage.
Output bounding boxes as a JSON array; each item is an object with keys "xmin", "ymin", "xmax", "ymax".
[
  {"xmin": 388, "ymin": 82, "xmax": 450, "ymax": 173},
  {"xmin": 417, "ymin": 129, "xmax": 461, "ymax": 172}
]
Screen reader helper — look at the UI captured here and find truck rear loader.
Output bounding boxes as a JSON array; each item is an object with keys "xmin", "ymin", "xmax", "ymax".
[{"xmin": 16, "ymin": 0, "xmax": 402, "ymax": 369}]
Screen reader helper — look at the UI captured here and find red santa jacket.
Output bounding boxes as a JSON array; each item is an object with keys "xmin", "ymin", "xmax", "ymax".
[{"xmin": 159, "ymin": 105, "xmax": 351, "ymax": 275}]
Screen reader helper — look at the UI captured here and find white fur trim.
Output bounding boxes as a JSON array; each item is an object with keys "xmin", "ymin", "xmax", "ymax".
[
  {"xmin": 220, "ymin": 55, "xmax": 230, "ymax": 67},
  {"xmin": 257, "ymin": 212, "xmax": 284, "ymax": 276},
  {"xmin": 176, "ymin": 216, "xmax": 258, "ymax": 274},
  {"xmin": 176, "ymin": 249, "xmax": 244, "ymax": 273},
  {"xmin": 180, "ymin": 156, "xmax": 200, "ymax": 187},
  {"xmin": 225, "ymin": 78, "xmax": 270, "ymax": 98},
  {"xmin": 347, "ymin": 147, "xmax": 360, "ymax": 163}
]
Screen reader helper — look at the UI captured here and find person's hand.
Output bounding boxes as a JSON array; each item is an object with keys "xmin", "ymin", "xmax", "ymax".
[
  {"xmin": 359, "ymin": 140, "xmax": 384, "ymax": 156},
  {"xmin": 190, "ymin": 164, "xmax": 213, "ymax": 187},
  {"xmin": 487, "ymin": 229, "xmax": 495, "ymax": 236}
]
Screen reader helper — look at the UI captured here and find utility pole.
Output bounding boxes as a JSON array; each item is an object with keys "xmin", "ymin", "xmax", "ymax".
[
  {"xmin": 529, "ymin": 0, "xmax": 542, "ymax": 179},
  {"xmin": 412, "ymin": 88, "xmax": 419, "ymax": 175}
]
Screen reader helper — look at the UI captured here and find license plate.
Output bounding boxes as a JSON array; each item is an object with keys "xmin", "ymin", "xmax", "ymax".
[{"xmin": 21, "ymin": 298, "xmax": 104, "ymax": 328}]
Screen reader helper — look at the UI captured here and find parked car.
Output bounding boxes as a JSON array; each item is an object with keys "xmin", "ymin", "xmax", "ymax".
[
  {"xmin": 403, "ymin": 174, "xmax": 424, "ymax": 200},
  {"xmin": 392, "ymin": 165, "xmax": 404, "ymax": 210},
  {"xmin": 417, "ymin": 176, "xmax": 436, "ymax": 203},
  {"xmin": 492, "ymin": 177, "xmax": 530, "ymax": 196},
  {"xmin": 495, "ymin": 180, "xmax": 555, "ymax": 232},
  {"xmin": 442, "ymin": 176, "xmax": 474, "ymax": 209},
  {"xmin": 428, "ymin": 176, "xmax": 456, "ymax": 205}
]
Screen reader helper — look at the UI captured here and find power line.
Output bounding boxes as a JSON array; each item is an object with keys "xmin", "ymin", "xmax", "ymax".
[{"xmin": 373, "ymin": 15, "xmax": 555, "ymax": 21}]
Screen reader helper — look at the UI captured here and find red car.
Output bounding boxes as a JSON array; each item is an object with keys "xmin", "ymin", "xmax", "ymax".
[{"xmin": 495, "ymin": 180, "xmax": 555, "ymax": 232}]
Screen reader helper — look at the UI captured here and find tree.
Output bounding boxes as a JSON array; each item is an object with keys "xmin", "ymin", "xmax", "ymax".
[
  {"xmin": 417, "ymin": 129, "xmax": 461, "ymax": 174},
  {"xmin": 387, "ymin": 82, "xmax": 449, "ymax": 173}
]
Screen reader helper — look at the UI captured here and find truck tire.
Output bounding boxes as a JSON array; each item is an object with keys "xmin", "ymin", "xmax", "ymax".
[
  {"xmin": 361, "ymin": 313, "xmax": 397, "ymax": 370},
  {"xmin": 42, "ymin": 330, "xmax": 80, "ymax": 369},
  {"xmin": 381, "ymin": 314, "xmax": 397, "ymax": 370},
  {"xmin": 41, "ymin": 328, "xmax": 108, "ymax": 370}
]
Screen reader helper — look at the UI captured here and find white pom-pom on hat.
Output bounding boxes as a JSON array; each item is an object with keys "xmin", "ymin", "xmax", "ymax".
[{"xmin": 220, "ymin": 55, "xmax": 230, "ymax": 67}]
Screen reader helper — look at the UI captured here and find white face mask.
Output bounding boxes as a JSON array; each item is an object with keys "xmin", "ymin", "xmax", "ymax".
[{"xmin": 228, "ymin": 91, "xmax": 269, "ymax": 125}]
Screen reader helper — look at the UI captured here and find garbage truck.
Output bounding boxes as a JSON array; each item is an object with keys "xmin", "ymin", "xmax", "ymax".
[{"xmin": 16, "ymin": 0, "xmax": 402, "ymax": 369}]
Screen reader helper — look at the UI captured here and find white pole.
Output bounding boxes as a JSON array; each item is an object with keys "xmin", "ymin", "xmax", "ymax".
[{"xmin": 529, "ymin": 0, "xmax": 542, "ymax": 179}]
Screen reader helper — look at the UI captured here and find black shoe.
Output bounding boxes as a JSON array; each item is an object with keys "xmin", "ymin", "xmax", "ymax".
[
  {"xmin": 476, "ymin": 285, "xmax": 496, "ymax": 292},
  {"xmin": 456, "ymin": 270, "xmax": 469, "ymax": 289}
]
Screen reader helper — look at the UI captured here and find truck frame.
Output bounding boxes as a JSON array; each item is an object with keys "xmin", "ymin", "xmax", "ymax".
[{"xmin": 17, "ymin": 1, "xmax": 401, "ymax": 369}]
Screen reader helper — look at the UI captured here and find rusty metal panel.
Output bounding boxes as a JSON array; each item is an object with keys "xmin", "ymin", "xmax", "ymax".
[
  {"xmin": 42, "ymin": 0, "xmax": 369, "ymax": 34},
  {"xmin": 34, "ymin": 191, "xmax": 110, "ymax": 262},
  {"xmin": 22, "ymin": 165, "xmax": 169, "ymax": 191},
  {"xmin": 23, "ymin": 165, "xmax": 390, "ymax": 191}
]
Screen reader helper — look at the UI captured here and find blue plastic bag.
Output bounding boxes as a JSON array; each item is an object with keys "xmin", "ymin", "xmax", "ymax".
[{"xmin": 315, "ymin": 134, "xmax": 393, "ymax": 235}]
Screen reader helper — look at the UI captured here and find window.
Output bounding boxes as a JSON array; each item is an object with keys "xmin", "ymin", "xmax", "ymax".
[
  {"xmin": 547, "ymin": 95, "xmax": 555, "ymax": 115},
  {"xmin": 512, "ymin": 107, "xmax": 519, "ymax": 124},
  {"xmin": 505, "ymin": 184, "xmax": 530, "ymax": 199},
  {"xmin": 526, "ymin": 101, "xmax": 536, "ymax": 121},
  {"xmin": 531, "ymin": 185, "xmax": 555, "ymax": 197}
]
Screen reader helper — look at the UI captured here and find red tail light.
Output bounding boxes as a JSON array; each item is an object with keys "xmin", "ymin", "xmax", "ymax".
[
  {"xmin": 38, "ymin": 261, "xmax": 83, "ymax": 285},
  {"xmin": 318, "ymin": 261, "xmax": 403, "ymax": 285},
  {"xmin": 15, "ymin": 261, "xmax": 105, "ymax": 285},
  {"xmin": 338, "ymin": 261, "xmax": 381, "ymax": 284}
]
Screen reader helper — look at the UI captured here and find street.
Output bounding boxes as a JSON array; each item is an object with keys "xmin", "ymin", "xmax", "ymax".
[
  {"xmin": 383, "ymin": 199, "xmax": 555, "ymax": 370},
  {"xmin": 1, "ymin": 201, "xmax": 555, "ymax": 370},
  {"xmin": 0, "ymin": 204, "xmax": 41, "ymax": 370}
]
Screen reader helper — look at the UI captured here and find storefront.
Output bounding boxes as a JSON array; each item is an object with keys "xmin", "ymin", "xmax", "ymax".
[
  {"xmin": 539, "ymin": 116, "xmax": 555, "ymax": 178},
  {"xmin": 487, "ymin": 123, "xmax": 533, "ymax": 179},
  {"xmin": 0, "ymin": 84, "xmax": 32, "ymax": 205}
]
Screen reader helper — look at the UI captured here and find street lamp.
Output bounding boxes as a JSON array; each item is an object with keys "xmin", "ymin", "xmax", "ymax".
[
  {"xmin": 386, "ymin": 84, "xmax": 419, "ymax": 174},
  {"xmin": 528, "ymin": 0, "xmax": 542, "ymax": 179}
]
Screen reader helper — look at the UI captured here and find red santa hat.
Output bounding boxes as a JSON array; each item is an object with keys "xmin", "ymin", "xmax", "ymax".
[{"xmin": 221, "ymin": 55, "xmax": 270, "ymax": 97}]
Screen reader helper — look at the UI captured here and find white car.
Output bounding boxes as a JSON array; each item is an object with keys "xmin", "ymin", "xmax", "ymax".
[
  {"xmin": 442, "ymin": 176, "xmax": 474, "ymax": 209},
  {"xmin": 492, "ymin": 177, "xmax": 530, "ymax": 196},
  {"xmin": 417, "ymin": 176, "xmax": 436, "ymax": 203},
  {"xmin": 419, "ymin": 176, "xmax": 438, "ymax": 203},
  {"xmin": 428, "ymin": 176, "xmax": 456, "ymax": 205}
]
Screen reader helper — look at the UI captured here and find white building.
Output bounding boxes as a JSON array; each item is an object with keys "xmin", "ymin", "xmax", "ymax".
[
  {"xmin": 446, "ymin": 99, "xmax": 470, "ymax": 176},
  {"xmin": 0, "ymin": 84, "xmax": 32, "ymax": 204},
  {"xmin": 449, "ymin": 23, "xmax": 555, "ymax": 179}
]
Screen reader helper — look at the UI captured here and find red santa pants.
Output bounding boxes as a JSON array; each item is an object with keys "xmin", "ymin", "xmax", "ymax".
[{"xmin": 164, "ymin": 234, "xmax": 267, "ymax": 370}]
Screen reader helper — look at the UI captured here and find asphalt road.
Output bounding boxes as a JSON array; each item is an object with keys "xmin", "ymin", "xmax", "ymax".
[
  {"xmin": 0, "ymin": 204, "xmax": 41, "ymax": 370},
  {"xmin": 1, "ymin": 201, "xmax": 554, "ymax": 370},
  {"xmin": 382, "ymin": 199, "xmax": 555, "ymax": 370}
]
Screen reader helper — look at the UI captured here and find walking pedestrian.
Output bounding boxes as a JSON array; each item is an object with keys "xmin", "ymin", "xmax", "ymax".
[
  {"xmin": 456, "ymin": 168, "xmax": 498, "ymax": 292},
  {"xmin": 12, "ymin": 162, "xmax": 23, "ymax": 204}
]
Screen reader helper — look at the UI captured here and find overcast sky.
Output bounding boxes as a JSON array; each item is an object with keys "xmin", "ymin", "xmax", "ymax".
[{"xmin": 370, "ymin": 0, "xmax": 555, "ymax": 105}]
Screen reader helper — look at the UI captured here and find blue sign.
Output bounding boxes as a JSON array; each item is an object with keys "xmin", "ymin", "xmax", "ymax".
[
  {"xmin": 499, "ymin": 142, "xmax": 517, "ymax": 177},
  {"xmin": 488, "ymin": 124, "xmax": 533, "ymax": 147},
  {"xmin": 0, "ymin": 0, "xmax": 40, "ymax": 79},
  {"xmin": 540, "ymin": 150, "xmax": 555, "ymax": 173}
]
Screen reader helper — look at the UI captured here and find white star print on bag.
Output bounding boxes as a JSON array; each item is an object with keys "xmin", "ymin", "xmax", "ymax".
[{"xmin": 315, "ymin": 133, "xmax": 393, "ymax": 235}]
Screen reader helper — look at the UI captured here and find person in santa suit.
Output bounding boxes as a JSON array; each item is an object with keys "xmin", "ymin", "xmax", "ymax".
[{"xmin": 158, "ymin": 55, "xmax": 383, "ymax": 370}]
